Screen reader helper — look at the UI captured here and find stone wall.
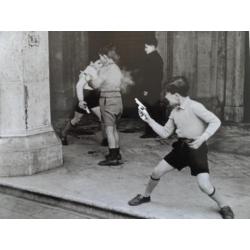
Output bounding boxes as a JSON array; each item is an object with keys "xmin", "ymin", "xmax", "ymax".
[{"xmin": 157, "ymin": 31, "xmax": 248, "ymax": 122}]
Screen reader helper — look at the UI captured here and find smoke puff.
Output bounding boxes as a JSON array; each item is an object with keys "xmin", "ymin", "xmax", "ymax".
[{"xmin": 120, "ymin": 69, "xmax": 135, "ymax": 94}]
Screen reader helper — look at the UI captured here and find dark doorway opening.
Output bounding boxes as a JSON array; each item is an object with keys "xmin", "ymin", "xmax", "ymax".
[{"xmin": 89, "ymin": 31, "xmax": 155, "ymax": 69}]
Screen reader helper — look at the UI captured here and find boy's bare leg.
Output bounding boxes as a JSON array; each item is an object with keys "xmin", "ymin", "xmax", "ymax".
[
  {"xmin": 113, "ymin": 125, "xmax": 119, "ymax": 148},
  {"xmin": 91, "ymin": 107, "xmax": 107, "ymax": 145},
  {"xmin": 61, "ymin": 111, "xmax": 83, "ymax": 145},
  {"xmin": 98, "ymin": 125, "xmax": 122, "ymax": 165},
  {"xmin": 70, "ymin": 111, "xmax": 84, "ymax": 126},
  {"xmin": 128, "ymin": 160, "xmax": 174, "ymax": 206},
  {"xmin": 196, "ymin": 173, "xmax": 234, "ymax": 218},
  {"xmin": 106, "ymin": 126, "xmax": 116, "ymax": 148},
  {"xmin": 196, "ymin": 173, "xmax": 227, "ymax": 208},
  {"xmin": 144, "ymin": 159, "xmax": 174, "ymax": 197}
]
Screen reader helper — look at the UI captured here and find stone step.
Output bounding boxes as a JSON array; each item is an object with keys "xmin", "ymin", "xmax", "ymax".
[{"xmin": 0, "ymin": 184, "xmax": 145, "ymax": 219}]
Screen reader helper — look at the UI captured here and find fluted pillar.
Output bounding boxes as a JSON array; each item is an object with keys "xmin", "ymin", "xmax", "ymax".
[{"xmin": 0, "ymin": 31, "xmax": 63, "ymax": 176}]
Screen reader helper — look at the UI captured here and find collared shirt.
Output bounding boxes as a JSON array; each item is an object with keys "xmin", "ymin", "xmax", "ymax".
[
  {"xmin": 163, "ymin": 97, "xmax": 221, "ymax": 140},
  {"xmin": 91, "ymin": 60, "xmax": 122, "ymax": 94}
]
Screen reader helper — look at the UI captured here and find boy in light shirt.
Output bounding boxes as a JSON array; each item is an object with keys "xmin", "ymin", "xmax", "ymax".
[
  {"xmin": 88, "ymin": 44, "xmax": 123, "ymax": 166},
  {"xmin": 61, "ymin": 60, "xmax": 107, "ymax": 146},
  {"xmin": 128, "ymin": 76, "xmax": 234, "ymax": 219}
]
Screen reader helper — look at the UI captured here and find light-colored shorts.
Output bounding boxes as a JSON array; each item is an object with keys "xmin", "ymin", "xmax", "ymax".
[{"xmin": 99, "ymin": 96, "xmax": 123, "ymax": 126}]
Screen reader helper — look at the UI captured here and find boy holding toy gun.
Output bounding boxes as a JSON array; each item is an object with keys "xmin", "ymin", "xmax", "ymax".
[
  {"xmin": 129, "ymin": 77, "xmax": 234, "ymax": 219},
  {"xmin": 87, "ymin": 44, "xmax": 123, "ymax": 166},
  {"xmin": 61, "ymin": 60, "xmax": 107, "ymax": 146}
]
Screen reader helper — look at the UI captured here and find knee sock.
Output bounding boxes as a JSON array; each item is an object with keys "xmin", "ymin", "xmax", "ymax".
[
  {"xmin": 144, "ymin": 176, "xmax": 160, "ymax": 198},
  {"xmin": 208, "ymin": 187, "xmax": 227, "ymax": 208},
  {"xmin": 107, "ymin": 148, "xmax": 117, "ymax": 158}
]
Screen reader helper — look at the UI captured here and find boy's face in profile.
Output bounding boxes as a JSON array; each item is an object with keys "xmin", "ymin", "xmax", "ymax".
[
  {"xmin": 144, "ymin": 44, "xmax": 155, "ymax": 54},
  {"xmin": 165, "ymin": 92, "xmax": 180, "ymax": 107}
]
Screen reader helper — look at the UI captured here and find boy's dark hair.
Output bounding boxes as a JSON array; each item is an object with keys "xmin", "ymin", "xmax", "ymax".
[
  {"xmin": 144, "ymin": 36, "xmax": 158, "ymax": 47},
  {"xmin": 99, "ymin": 43, "xmax": 120, "ymax": 64},
  {"xmin": 99, "ymin": 43, "xmax": 117, "ymax": 56},
  {"xmin": 165, "ymin": 76, "xmax": 189, "ymax": 97}
]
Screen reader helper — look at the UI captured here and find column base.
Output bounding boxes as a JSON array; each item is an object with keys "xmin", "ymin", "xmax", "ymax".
[{"xmin": 0, "ymin": 131, "xmax": 63, "ymax": 177}]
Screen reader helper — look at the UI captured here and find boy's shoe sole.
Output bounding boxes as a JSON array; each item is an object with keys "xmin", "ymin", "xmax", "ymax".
[
  {"xmin": 128, "ymin": 194, "xmax": 151, "ymax": 206},
  {"xmin": 219, "ymin": 206, "xmax": 234, "ymax": 219}
]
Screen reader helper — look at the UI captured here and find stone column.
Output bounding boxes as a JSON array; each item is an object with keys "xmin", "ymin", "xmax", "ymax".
[{"xmin": 0, "ymin": 31, "xmax": 63, "ymax": 176}]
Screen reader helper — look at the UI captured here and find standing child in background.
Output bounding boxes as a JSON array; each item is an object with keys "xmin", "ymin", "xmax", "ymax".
[
  {"xmin": 88, "ymin": 44, "xmax": 123, "ymax": 166},
  {"xmin": 128, "ymin": 77, "xmax": 234, "ymax": 219},
  {"xmin": 139, "ymin": 35, "xmax": 164, "ymax": 138}
]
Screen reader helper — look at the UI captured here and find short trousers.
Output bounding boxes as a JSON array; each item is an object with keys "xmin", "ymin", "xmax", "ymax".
[
  {"xmin": 99, "ymin": 96, "xmax": 123, "ymax": 126},
  {"xmin": 164, "ymin": 138, "xmax": 209, "ymax": 176},
  {"xmin": 75, "ymin": 89, "xmax": 100, "ymax": 114}
]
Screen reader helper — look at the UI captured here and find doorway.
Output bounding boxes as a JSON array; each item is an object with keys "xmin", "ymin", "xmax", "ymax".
[{"xmin": 88, "ymin": 31, "xmax": 155, "ymax": 117}]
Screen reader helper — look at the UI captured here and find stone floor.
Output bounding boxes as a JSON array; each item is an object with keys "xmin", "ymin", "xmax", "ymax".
[{"xmin": 0, "ymin": 118, "xmax": 250, "ymax": 219}]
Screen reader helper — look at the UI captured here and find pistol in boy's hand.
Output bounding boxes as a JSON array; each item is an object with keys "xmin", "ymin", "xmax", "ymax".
[
  {"xmin": 135, "ymin": 98, "xmax": 146, "ymax": 111},
  {"xmin": 135, "ymin": 98, "xmax": 151, "ymax": 122}
]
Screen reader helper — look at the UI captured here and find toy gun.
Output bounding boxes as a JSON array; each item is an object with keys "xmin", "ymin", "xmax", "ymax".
[
  {"xmin": 135, "ymin": 98, "xmax": 147, "ymax": 120},
  {"xmin": 84, "ymin": 105, "xmax": 91, "ymax": 114},
  {"xmin": 79, "ymin": 101, "xmax": 91, "ymax": 114},
  {"xmin": 135, "ymin": 98, "xmax": 146, "ymax": 111}
]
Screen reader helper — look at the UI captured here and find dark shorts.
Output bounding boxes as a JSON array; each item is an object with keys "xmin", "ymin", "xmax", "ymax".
[
  {"xmin": 75, "ymin": 89, "xmax": 100, "ymax": 114},
  {"xmin": 164, "ymin": 139, "xmax": 209, "ymax": 176}
]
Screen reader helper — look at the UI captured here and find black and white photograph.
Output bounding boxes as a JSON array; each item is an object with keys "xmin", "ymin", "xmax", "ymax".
[
  {"xmin": 0, "ymin": 1, "xmax": 249, "ymax": 249},
  {"xmin": 0, "ymin": 31, "xmax": 249, "ymax": 219}
]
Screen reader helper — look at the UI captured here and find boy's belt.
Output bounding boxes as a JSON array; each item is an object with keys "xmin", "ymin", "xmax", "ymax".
[
  {"xmin": 100, "ymin": 91, "xmax": 121, "ymax": 98},
  {"xmin": 178, "ymin": 138, "xmax": 194, "ymax": 143}
]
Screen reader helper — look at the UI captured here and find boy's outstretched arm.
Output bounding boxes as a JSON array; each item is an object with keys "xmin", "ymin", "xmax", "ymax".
[{"xmin": 139, "ymin": 109, "xmax": 175, "ymax": 138}]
